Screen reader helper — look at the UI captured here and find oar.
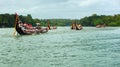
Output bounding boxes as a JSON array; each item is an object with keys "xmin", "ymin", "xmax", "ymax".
[{"xmin": 13, "ymin": 13, "xmax": 18, "ymax": 36}]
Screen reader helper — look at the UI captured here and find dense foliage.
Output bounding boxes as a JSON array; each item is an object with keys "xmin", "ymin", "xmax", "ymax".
[
  {"xmin": 0, "ymin": 13, "xmax": 120, "ymax": 28},
  {"xmin": 80, "ymin": 14, "xmax": 120, "ymax": 26},
  {"xmin": 0, "ymin": 13, "xmax": 35, "ymax": 27}
]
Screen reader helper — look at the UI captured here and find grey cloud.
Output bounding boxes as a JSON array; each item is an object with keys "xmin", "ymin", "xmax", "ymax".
[{"xmin": 0, "ymin": 0, "xmax": 120, "ymax": 19}]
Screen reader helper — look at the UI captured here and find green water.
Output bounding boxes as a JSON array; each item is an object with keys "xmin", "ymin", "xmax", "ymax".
[{"xmin": 0, "ymin": 27, "xmax": 120, "ymax": 67}]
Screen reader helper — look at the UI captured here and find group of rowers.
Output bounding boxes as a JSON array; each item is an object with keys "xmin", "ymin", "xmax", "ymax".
[
  {"xmin": 18, "ymin": 21, "xmax": 48, "ymax": 34},
  {"xmin": 18, "ymin": 21, "xmax": 106, "ymax": 34},
  {"xmin": 71, "ymin": 22, "xmax": 83, "ymax": 30},
  {"xmin": 71, "ymin": 22, "xmax": 106, "ymax": 30},
  {"xmin": 96, "ymin": 23, "xmax": 106, "ymax": 28}
]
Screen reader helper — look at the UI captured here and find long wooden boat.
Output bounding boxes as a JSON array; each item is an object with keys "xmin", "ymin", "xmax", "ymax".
[{"xmin": 14, "ymin": 13, "xmax": 48, "ymax": 35}]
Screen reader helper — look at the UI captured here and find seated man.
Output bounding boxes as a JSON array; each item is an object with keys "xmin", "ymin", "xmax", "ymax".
[
  {"xmin": 35, "ymin": 23, "xmax": 41, "ymax": 29},
  {"xmin": 18, "ymin": 22, "xmax": 35, "ymax": 34}
]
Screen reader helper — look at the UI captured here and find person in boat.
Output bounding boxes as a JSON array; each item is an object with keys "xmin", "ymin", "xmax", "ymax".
[
  {"xmin": 71, "ymin": 22, "xmax": 76, "ymax": 29},
  {"xmin": 47, "ymin": 21, "xmax": 51, "ymax": 30},
  {"xmin": 102, "ymin": 23, "xmax": 106, "ymax": 27},
  {"xmin": 26, "ymin": 23, "xmax": 34, "ymax": 29},
  {"xmin": 18, "ymin": 21, "xmax": 48, "ymax": 34},
  {"xmin": 76, "ymin": 24, "xmax": 83, "ymax": 30},
  {"xmin": 34, "ymin": 23, "xmax": 42, "ymax": 33},
  {"xmin": 96, "ymin": 24, "xmax": 101, "ymax": 28},
  {"xmin": 18, "ymin": 21, "xmax": 35, "ymax": 34},
  {"xmin": 35, "ymin": 23, "xmax": 42, "ymax": 29},
  {"xmin": 35, "ymin": 22, "xmax": 48, "ymax": 33},
  {"xmin": 96, "ymin": 23, "xmax": 107, "ymax": 28},
  {"xmin": 18, "ymin": 21, "xmax": 25, "ymax": 31},
  {"xmin": 52, "ymin": 26, "xmax": 57, "ymax": 29}
]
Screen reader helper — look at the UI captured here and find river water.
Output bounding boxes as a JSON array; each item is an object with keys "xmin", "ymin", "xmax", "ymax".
[{"xmin": 0, "ymin": 27, "xmax": 120, "ymax": 67}]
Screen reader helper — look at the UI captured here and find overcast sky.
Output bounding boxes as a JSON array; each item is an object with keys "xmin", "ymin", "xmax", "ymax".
[{"xmin": 0, "ymin": 0, "xmax": 120, "ymax": 19}]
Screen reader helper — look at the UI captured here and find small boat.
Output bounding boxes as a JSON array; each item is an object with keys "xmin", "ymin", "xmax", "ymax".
[
  {"xmin": 14, "ymin": 13, "xmax": 48, "ymax": 35},
  {"xmin": 96, "ymin": 23, "xmax": 106, "ymax": 28}
]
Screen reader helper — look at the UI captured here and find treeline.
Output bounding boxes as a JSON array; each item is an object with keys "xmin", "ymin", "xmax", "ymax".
[
  {"xmin": 39, "ymin": 19, "xmax": 75, "ymax": 26},
  {"xmin": 0, "ymin": 13, "xmax": 37, "ymax": 27},
  {"xmin": 0, "ymin": 13, "xmax": 120, "ymax": 28},
  {"xmin": 0, "ymin": 13, "xmax": 75, "ymax": 27},
  {"xmin": 80, "ymin": 14, "xmax": 120, "ymax": 26}
]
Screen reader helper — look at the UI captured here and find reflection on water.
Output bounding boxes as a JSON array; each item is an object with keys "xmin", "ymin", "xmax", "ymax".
[{"xmin": 0, "ymin": 27, "xmax": 120, "ymax": 67}]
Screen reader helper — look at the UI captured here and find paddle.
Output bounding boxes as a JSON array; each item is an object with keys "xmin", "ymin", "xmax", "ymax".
[{"xmin": 13, "ymin": 13, "xmax": 18, "ymax": 36}]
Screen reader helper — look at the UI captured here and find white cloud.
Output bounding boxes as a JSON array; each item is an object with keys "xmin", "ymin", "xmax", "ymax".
[
  {"xmin": 79, "ymin": 0, "xmax": 101, "ymax": 6},
  {"xmin": 67, "ymin": 0, "xmax": 102, "ymax": 7}
]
